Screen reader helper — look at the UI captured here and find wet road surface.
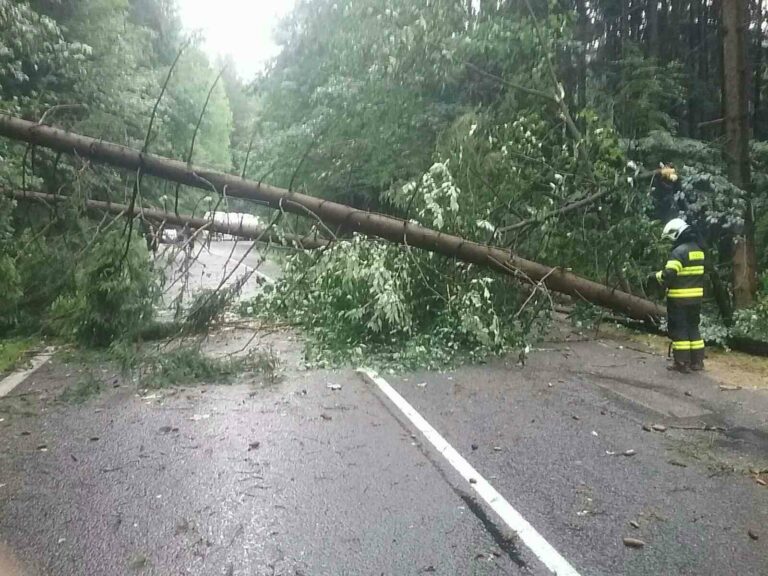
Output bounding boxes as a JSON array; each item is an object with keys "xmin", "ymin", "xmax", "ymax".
[
  {"xmin": 1, "ymin": 336, "xmax": 766, "ymax": 576},
  {"xmin": 1, "ymin": 243, "xmax": 766, "ymax": 575}
]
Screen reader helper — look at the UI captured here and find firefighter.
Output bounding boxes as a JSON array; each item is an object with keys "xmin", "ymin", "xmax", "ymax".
[{"xmin": 653, "ymin": 218, "xmax": 706, "ymax": 372}]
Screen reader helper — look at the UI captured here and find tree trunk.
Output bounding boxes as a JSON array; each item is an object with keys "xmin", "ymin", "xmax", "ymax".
[
  {"xmin": 753, "ymin": 0, "xmax": 764, "ymax": 138},
  {"xmin": 688, "ymin": 1, "xmax": 699, "ymax": 138},
  {"xmin": 0, "ymin": 114, "xmax": 665, "ymax": 321},
  {"xmin": 647, "ymin": 0, "xmax": 659, "ymax": 60},
  {"xmin": 6, "ymin": 189, "xmax": 329, "ymax": 249},
  {"xmin": 722, "ymin": 0, "xmax": 758, "ymax": 307},
  {"xmin": 575, "ymin": 0, "xmax": 588, "ymax": 113}
]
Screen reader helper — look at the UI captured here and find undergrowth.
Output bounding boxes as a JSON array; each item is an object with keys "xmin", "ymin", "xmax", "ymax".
[{"xmin": 0, "ymin": 337, "xmax": 34, "ymax": 374}]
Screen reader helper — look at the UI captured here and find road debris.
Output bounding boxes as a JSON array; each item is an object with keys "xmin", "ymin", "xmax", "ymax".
[
  {"xmin": 36, "ymin": 444, "xmax": 47, "ymax": 452},
  {"xmin": 189, "ymin": 414, "xmax": 210, "ymax": 421},
  {"xmin": 141, "ymin": 393, "xmax": 161, "ymax": 401},
  {"xmin": 471, "ymin": 443, "xmax": 479, "ymax": 451},
  {"xmin": 416, "ymin": 382, "xmax": 427, "ymax": 388},
  {"xmin": 493, "ymin": 446, "xmax": 502, "ymax": 452},
  {"xmin": 606, "ymin": 449, "xmax": 636, "ymax": 457},
  {"xmin": 651, "ymin": 424, "xmax": 667, "ymax": 432},
  {"xmin": 668, "ymin": 459, "xmax": 687, "ymax": 467},
  {"xmin": 89, "ymin": 437, "xmax": 99, "ymax": 442},
  {"xmin": 756, "ymin": 478, "xmax": 767, "ymax": 486},
  {"xmin": 642, "ymin": 424, "xmax": 652, "ymax": 432},
  {"xmin": 629, "ymin": 520, "xmax": 640, "ymax": 529},
  {"xmin": 748, "ymin": 529, "xmax": 759, "ymax": 541},
  {"xmin": 623, "ymin": 537, "xmax": 646, "ymax": 548},
  {"xmin": 248, "ymin": 442, "xmax": 261, "ymax": 451},
  {"xmin": 591, "ymin": 430, "xmax": 599, "ymax": 437},
  {"xmin": 719, "ymin": 385, "xmax": 742, "ymax": 391},
  {"xmin": 326, "ymin": 383, "xmax": 342, "ymax": 391},
  {"xmin": 669, "ymin": 424, "xmax": 726, "ymax": 432},
  {"xmin": 320, "ymin": 413, "xmax": 332, "ymax": 421},
  {"xmin": 469, "ymin": 478, "xmax": 478, "ymax": 484}
]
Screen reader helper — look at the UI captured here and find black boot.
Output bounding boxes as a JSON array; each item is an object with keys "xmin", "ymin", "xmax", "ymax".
[
  {"xmin": 690, "ymin": 348, "xmax": 705, "ymax": 371},
  {"xmin": 668, "ymin": 348, "xmax": 691, "ymax": 373}
]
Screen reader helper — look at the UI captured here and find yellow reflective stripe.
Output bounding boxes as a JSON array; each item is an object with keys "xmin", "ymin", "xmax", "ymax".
[
  {"xmin": 665, "ymin": 260, "xmax": 683, "ymax": 272},
  {"xmin": 668, "ymin": 288, "xmax": 704, "ymax": 298},
  {"xmin": 690, "ymin": 340, "xmax": 705, "ymax": 350},
  {"xmin": 672, "ymin": 341, "xmax": 692, "ymax": 350},
  {"xmin": 655, "ymin": 270, "xmax": 663, "ymax": 282},
  {"xmin": 678, "ymin": 266, "xmax": 705, "ymax": 276},
  {"xmin": 688, "ymin": 251, "xmax": 705, "ymax": 261}
]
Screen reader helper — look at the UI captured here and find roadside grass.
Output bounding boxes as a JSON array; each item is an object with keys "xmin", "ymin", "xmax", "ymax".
[{"xmin": 0, "ymin": 338, "xmax": 35, "ymax": 375}]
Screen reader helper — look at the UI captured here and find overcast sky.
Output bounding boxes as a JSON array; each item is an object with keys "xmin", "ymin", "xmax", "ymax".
[{"xmin": 176, "ymin": 0, "xmax": 296, "ymax": 80}]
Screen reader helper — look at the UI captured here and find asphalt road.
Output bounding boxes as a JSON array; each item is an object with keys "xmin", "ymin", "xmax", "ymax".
[
  {"xmin": 1, "ymin": 244, "xmax": 766, "ymax": 575},
  {"xmin": 158, "ymin": 240, "xmax": 282, "ymax": 315}
]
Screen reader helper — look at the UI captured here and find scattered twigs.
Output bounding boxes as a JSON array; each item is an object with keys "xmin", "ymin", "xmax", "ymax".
[
  {"xmin": 514, "ymin": 266, "xmax": 558, "ymax": 318},
  {"xmin": 668, "ymin": 424, "xmax": 727, "ymax": 433}
]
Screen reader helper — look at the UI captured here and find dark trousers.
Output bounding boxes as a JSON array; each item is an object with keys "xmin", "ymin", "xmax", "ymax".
[{"xmin": 667, "ymin": 301, "xmax": 704, "ymax": 366}]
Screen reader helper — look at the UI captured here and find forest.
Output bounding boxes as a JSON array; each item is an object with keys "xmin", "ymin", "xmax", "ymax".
[{"xmin": 1, "ymin": 0, "xmax": 767, "ymax": 367}]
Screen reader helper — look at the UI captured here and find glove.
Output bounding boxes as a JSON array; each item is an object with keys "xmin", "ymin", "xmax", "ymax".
[{"xmin": 659, "ymin": 166, "xmax": 678, "ymax": 182}]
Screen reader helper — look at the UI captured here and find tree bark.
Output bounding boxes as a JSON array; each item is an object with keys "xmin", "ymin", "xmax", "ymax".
[
  {"xmin": 722, "ymin": 0, "xmax": 758, "ymax": 307},
  {"xmin": 753, "ymin": 0, "xmax": 764, "ymax": 138},
  {"xmin": 0, "ymin": 114, "xmax": 665, "ymax": 321},
  {"xmin": 7, "ymin": 189, "xmax": 329, "ymax": 249},
  {"xmin": 575, "ymin": 0, "xmax": 588, "ymax": 113},
  {"xmin": 646, "ymin": 0, "xmax": 659, "ymax": 60}
]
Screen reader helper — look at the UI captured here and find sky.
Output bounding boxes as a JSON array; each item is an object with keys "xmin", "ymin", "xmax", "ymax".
[{"xmin": 176, "ymin": 0, "xmax": 296, "ymax": 80}]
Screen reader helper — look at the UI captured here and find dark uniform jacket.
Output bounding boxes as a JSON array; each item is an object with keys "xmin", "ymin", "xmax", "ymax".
[{"xmin": 655, "ymin": 237, "xmax": 705, "ymax": 305}]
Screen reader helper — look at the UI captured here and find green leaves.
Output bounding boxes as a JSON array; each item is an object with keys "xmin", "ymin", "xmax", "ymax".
[{"xmin": 48, "ymin": 228, "xmax": 159, "ymax": 347}]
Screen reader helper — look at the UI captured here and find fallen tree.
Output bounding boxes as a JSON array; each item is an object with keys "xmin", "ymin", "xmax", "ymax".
[
  {"xmin": 7, "ymin": 189, "xmax": 329, "ymax": 249},
  {"xmin": 0, "ymin": 114, "xmax": 664, "ymax": 320}
]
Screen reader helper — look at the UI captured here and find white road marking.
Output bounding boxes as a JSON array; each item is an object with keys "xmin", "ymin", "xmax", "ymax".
[
  {"xmin": 0, "ymin": 348, "xmax": 54, "ymax": 399},
  {"xmin": 358, "ymin": 368, "xmax": 582, "ymax": 576}
]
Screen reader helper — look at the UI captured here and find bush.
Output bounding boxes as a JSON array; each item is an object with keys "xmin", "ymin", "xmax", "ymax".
[
  {"xmin": 0, "ymin": 197, "xmax": 20, "ymax": 333},
  {"xmin": 0, "ymin": 253, "xmax": 21, "ymax": 332},
  {"xmin": 48, "ymin": 229, "xmax": 159, "ymax": 347},
  {"xmin": 732, "ymin": 296, "xmax": 768, "ymax": 343}
]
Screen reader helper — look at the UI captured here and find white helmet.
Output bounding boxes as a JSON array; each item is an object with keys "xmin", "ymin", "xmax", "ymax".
[{"xmin": 662, "ymin": 218, "xmax": 689, "ymax": 241}]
